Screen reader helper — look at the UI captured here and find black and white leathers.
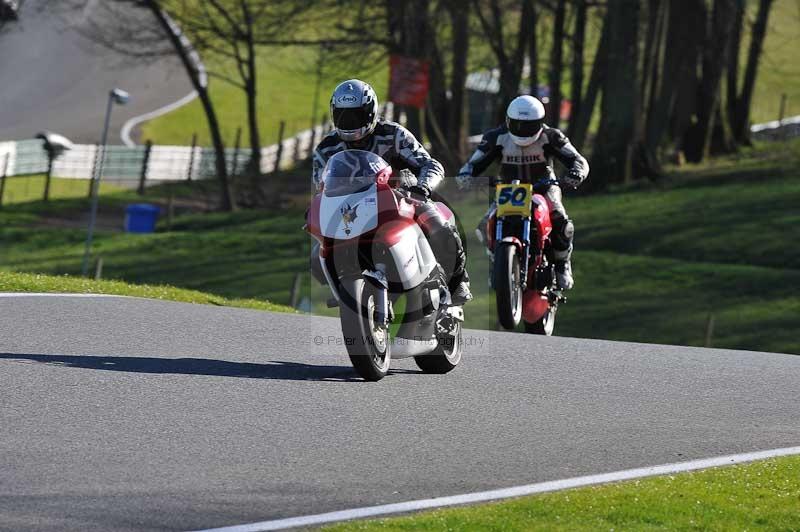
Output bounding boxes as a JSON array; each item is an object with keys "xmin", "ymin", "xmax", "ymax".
[
  {"xmin": 313, "ymin": 120, "xmax": 445, "ymax": 192},
  {"xmin": 459, "ymin": 124, "xmax": 588, "ymax": 190}
]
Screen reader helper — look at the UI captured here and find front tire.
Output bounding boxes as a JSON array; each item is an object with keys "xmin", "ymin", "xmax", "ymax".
[
  {"xmin": 414, "ymin": 320, "xmax": 463, "ymax": 374},
  {"xmin": 339, "ymin": 278, "xmax": 391, "ymax": 381},
  {"xmin": 495, "ymin": 243, "xmax": 523, "ymax": 330}
]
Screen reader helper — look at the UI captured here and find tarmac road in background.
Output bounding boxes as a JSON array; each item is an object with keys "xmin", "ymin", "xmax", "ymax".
[{"xmin": 0, "ymin": 0, "xmax": 192, "ymax": 144}]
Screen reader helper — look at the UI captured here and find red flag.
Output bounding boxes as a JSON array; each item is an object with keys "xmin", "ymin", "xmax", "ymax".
[{"xmin": 389, "ymin": 55, "xmax": 430, "ymax": 109}]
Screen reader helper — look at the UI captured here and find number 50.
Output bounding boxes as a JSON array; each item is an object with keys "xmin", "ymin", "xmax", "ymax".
[{"xmin": 498, "ymin": 186, "xmax": 527, "ymax": 206}]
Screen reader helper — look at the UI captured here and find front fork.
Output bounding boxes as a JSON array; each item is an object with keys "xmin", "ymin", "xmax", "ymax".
[{"xmin": 494, "ymin": 216, "xmax": 532, "ymax": 290}]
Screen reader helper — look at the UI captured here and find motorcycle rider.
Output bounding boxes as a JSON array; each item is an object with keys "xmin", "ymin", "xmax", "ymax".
[
  {"xmin": 311, "ymin": 79, "xmax": 472, "ymax": 304},
  {"xmin": 456, "ymin": 95, "xmax": 589, "ymax": 290}
]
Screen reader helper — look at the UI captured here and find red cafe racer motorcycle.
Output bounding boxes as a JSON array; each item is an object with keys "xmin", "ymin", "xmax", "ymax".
[
  {"xmin": 482, "ymin": 178, "xmax": 565, "ymax": 335},
  {"xmin": 306, "ymin": 150, "xmax": 464, "ymax": 381}
]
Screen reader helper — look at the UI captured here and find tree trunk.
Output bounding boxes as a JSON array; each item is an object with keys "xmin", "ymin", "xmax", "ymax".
[
  {"xmin": 726, "ymin": 0, "xmax": 744, "ymax": 132},
  {"xmin": 734, "ymin": 0, "xmax": 774, "ymax": 144},
  {"xmin": 590, "ymin": 0, "xmax": 641, "ymax": 188},
  {"xmin": 570, "ymin": 15, "xmax": 609, "ymax": 150},
  {"xmin": 646, "ymin": 0, "xmax": 703, "ymax": 155},
  {"xmin": 147, "ymin": 1, "xmax": 235, "ymax": 211},
  {"xmin": 528, "ymin": 1, "xmax": 539, "ymax": 96},
  {"xmin": 242, "ymin": 3, "xmax": 264, "ymax": 204},
  {"xmin": 548, "ymin": 0, "xmax": 567, "ymax": 127},
  {"xmin": 447, "ymin": 1, "xmax": 470, "ymax": 162},
  {"xmin": 711, "ymin": 91, "xmax": 736, "ymax": 154},
  {"xmin": 684, "ymin": 0, "xmax": 737, "ymax": 162},
  {"xmin": 638, "ymin": 0, "xmax": 668, "ymax": 172},
  {"xmin": 567, "ymin": 0, "xmax": 587, "ymax": 138}
]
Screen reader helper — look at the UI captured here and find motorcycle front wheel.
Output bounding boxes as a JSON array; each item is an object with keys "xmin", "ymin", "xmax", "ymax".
[
  {"xmin": 339, "ymin": 277, "xmax": 391, "ymax": 381},
  {"xmin": 494, "ymin": 243, "xmax": 523, "ymax": 330}
]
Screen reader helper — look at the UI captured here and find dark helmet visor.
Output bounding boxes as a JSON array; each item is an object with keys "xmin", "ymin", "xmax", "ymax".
[
  {"xmin": 508, "ymin": 118, "xmax": 543, "ymax": 138},
  {"xmin": 333, "ymin": 107, "xmax": 369, "ymax": 131}
]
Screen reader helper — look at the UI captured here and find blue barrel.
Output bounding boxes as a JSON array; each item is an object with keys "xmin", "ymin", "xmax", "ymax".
[{"xmin": 124, "ymin": 204, "xmax": 160, "ymax": 233}]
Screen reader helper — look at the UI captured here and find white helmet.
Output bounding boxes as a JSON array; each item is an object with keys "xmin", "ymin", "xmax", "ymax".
[
  {"xmin": 330, "ymin": 79, "xmax": 379, "ymax": 142},
  {"xmin": 506, "ymin": 95, "xmax": 546, "ymax": 147}
]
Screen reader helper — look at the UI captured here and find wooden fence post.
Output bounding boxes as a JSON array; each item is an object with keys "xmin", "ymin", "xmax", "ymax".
[
  {"xmin": 186, "ymin": 133, "xmax": 197, "ymax": 182},
  {"xmin": 290, "ymin": 272, "xmax": 302, "ymax": 308},
  {"xmin": 231, "ymin": 127, "xmax": 242, "ymax": 178},
  {"xmin": 137, "ymin": 140, "xmax": 152, "ymax": 195},
  {"xmin": 273, "ymin": 121, "xmax": 286, "ymax": 173},
  {"xmin": 778, "ymin": 93, "xmax": 787, "ymax": 124},
  {"xmin": 94, "ymin": 257, "xmax": 104, "ymax": 281},
  {"xmin": 88, "ymin": 144, "xmax": 101, "ymax": 199},
  {"xmin": 292, "ymin": 129, "xmax": 302, "ymax": 164},
  {"xmin": 308, "ymin": 120, "xmax": 317, "ymax": 159},
  {"xmin": 0, "ymin": 153, "xmax": 9, "ymax": 208},
  {"xmin": 704, "ymin": 313, "xmax": 715, "ymax": 348},
  {"xmin": 43, "ymin": 151, "xmax": 54, "ymax": 202}
]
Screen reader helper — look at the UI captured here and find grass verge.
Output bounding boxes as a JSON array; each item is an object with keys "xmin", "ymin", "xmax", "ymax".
[
  {"xmin": 324, "ymin": 455, "xmax": 800, "ymax": 531},
  {"xmin": 0, "ymin": 271, "xmax": 292, "ymax": 313}
]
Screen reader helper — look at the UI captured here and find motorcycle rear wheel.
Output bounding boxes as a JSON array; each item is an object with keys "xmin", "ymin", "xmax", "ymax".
[
  {"xmin": 339, "ymin": 278, "xmax": 391, "ymax": 381},
  {"xmin": 495, "ymin": 243, "xmax": 523, "ymax": 330},
  {"xmin": 524, "ymin": 305, "xmax": 557, "ymax": 335},
  {"xmin": 524, "ymin": 265, "xmax": 558, "ymax": 336}
]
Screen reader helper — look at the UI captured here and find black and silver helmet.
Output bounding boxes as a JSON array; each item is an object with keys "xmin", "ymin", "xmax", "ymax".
[{"xmin": 330, "ymin": 79, "xmax": 379, "ymax": 142}]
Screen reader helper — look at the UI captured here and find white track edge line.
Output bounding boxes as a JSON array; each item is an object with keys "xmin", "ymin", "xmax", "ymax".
[
  {"xmin": 120, "ymin": 90, "xmax": 198, "ymax": 147},
  {"xmin": 192, "ymin": 445, "xmax": 800, "ymax": 532}
]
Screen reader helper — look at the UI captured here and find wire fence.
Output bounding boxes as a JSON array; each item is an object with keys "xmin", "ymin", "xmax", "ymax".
[{"xmin": 0, "ymin": 121, "xmax": 332, "ymax": 184}]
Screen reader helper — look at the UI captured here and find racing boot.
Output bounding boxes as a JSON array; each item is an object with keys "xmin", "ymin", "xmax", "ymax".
[
  {"xmin": 451, "ymin": 279, "xmax": 473, "ymax": 306},
  {"xmin": 551, "ymin": 216, "xmax": 575, "ymax": 290},
  {"xmin": 553, "ymin": 246, "xmax": 574, "ymax": 290}
]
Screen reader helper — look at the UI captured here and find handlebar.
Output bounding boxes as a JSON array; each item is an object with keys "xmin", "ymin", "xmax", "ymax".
[{"xmin": 460, "ymin": 176, "xmax": 560, "ymax": 189}]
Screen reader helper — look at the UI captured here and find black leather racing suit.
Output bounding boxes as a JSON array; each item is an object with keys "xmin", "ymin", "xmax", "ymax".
[
  {"xmin": 310, "ymin": 119, "xmax": 469, "ymax": 292},
  {"xmin": 458, "ymin": 124, "xmax": 589, "ymax": 262}
]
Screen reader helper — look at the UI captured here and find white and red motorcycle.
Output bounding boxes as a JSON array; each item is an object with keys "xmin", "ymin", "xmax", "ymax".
[{"xmin": 306, "ymin": 150, "xmax": 464, "ymax": 381}]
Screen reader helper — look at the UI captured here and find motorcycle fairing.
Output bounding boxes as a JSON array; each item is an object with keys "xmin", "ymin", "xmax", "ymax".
[
  {"xmin": 377, "ymin": 221, "xmax": 436, "ymax": 290},
  {"xmin": 319, "ymin": 184, "xmax": 379, "ymax": 239}
]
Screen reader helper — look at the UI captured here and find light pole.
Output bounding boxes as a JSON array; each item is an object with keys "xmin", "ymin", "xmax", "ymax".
[{"xmin": 81, "ymin": 88, "xmax": 129, "ymax": 277}]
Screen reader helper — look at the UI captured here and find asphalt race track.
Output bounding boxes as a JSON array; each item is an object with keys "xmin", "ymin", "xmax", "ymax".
[
  {"xmin": 0, "ymin": 1, "xmax": 192, "ymax": 144},
  {"xmin": 1, "ymin": 294, "xmax": 799, "ymax": 531}
]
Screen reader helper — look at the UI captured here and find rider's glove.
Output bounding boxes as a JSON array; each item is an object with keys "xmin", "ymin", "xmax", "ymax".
[
  {"xmin": 561, "ymin": 170, "xmax": 583, "ymax": 190},
  {"xmin": 456, "ymin": 173, "xmax": 473, "ymax": 190},
  {"xmin": 408, "ymin": 184, "xmax": 431, "ymax": 201}
]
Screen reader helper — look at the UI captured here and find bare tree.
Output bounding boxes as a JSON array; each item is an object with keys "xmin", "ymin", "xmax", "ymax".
[
  {"xmin": 590, "ymin": 0, "xmax": 641, "ymax": 187},
  {"xmin": 472, "ymin": 0, "xmax": 535, "ymax": 119},
  {"xmin": 732, "ymin": 0, "xmax": 775, "ymax": 144},
  {"xmin": 567, "ymin": 0, "xmax": 588, "ymax": 138},
  {"xmin": 547, "ymin": 0, "xmax": 567, "ymax": 127}
]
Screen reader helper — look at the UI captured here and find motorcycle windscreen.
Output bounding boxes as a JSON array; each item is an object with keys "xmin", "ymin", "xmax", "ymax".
[{"xmin": 319, "ymin": 184, "xmax": 379, "ymax": 239}]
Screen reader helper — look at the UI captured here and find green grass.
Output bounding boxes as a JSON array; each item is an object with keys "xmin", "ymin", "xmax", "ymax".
[
  {"xmin": 140, "ymin": 45, "xmax": 389, "ymax": 147},
  {"xmin": 323, "ymin": 455, "xmax": 800, "ymax": 531},
  {"xmin": 0, "ymin": 271, "xmax": 291, "ymax": 313},
  {"xmin": 0, "ymin": 190, "xmax": 313, "ymax": 306},
  {"xmin": 747, "ymin": 0, "xmax": 800, "ymax": 124},
  {"xmin": 0, "ymin": 176, "xmax": 125, "ymax": 205}
]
